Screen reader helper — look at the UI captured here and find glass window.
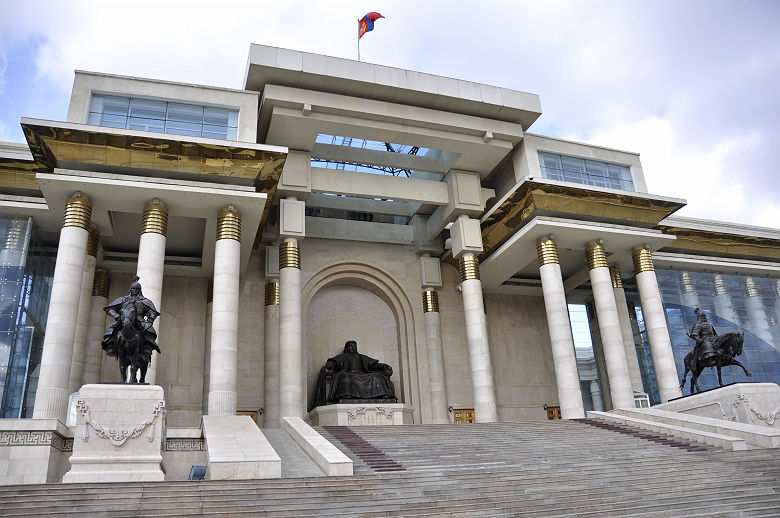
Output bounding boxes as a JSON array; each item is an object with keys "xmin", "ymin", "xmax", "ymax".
[
  {"xmin": 88, "ymin": 94, "xmax": 239, "ymax": 141},
  {"xmin": 537, "ymin": 151, "xmax": 635, "ymax": 191}
]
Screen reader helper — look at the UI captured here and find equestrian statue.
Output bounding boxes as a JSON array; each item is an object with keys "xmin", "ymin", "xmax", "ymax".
[
  {"xmin": 101, "ymin": 277, "xmax": 161, "ymax": 383},
  {"xmin": 679, "ymin": 308, "xmax": 751, "ymax": 394}
]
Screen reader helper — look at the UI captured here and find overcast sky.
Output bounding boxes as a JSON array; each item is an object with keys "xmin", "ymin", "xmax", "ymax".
[{"xmin": 1, "ymin": 0, "xmax": 778, "ymax": 228}]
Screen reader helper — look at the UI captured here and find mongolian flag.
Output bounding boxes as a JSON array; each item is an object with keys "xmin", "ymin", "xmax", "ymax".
[{"xmin": 358, "ymin": 12, "xmax": 384, "ymax": 39}]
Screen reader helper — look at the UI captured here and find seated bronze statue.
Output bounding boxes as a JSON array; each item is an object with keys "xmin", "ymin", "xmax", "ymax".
[{"xmin": 309, "ymin": 340, "xmax": 397, "ymax": 411}]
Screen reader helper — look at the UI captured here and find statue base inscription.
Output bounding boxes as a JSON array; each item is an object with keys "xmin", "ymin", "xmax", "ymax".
[
  {"xmin": 63, "ymin": 384, "xmax": 165, "ymax": 483},
  {"xmin": 309, "ymin": 403, "xmax": 413, "ymax": 426}
]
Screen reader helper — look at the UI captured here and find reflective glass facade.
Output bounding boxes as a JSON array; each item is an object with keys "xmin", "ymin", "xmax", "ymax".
[
  {"xmin": 538, "ymin": 151, "xmax": 635, "ymax": 191},
  {"xmin": 0, "ymin": 218, "xmax": 54, "ymax": 418}
]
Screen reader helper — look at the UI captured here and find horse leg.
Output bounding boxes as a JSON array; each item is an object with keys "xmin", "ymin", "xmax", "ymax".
[
  {"xmin": 139, "ymin": 362, "xmax": 147, "ymax": 384},
  {"xmin": 729, "ymin": 359, "xmax": 752, "ymax": 378},
  {"xmin": 680, "ymin": 366, "xmax": 689, "ymax": 390},
  {"xmin": 717, "ymin": 365, "xmax": 724, "ymax": 386},
  {"xmin": 119, "ymin": 359, "xmax": 127, "ymax": 383}
]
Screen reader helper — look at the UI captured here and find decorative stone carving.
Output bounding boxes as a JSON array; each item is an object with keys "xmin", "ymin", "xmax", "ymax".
[{"xmin": 76, "ymin": 400, "xmax": 165, "ymax": 446}]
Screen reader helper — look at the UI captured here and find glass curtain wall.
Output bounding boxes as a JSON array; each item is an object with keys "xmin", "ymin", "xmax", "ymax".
[{"xmin": 0, "ymin": 218, "xmax": 54, "ymax": 417}]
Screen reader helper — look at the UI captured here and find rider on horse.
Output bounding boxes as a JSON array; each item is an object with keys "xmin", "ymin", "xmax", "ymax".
[
  {"xmin": 101, "ymin": 277, "xmax": 161, "ymax": 369},
  {"xmin": 688, "ymin": 307, "xmax": 717, "ymax": 373}
]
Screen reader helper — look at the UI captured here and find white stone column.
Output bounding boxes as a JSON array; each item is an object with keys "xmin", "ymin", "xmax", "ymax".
[
  {"xmin": 590, "ymin": 380, "xmax": 605, "ymax": 412},
  {"xmin": 68, "ymin": 228, "xmax": 99, "ymax": 393},
  {"xmin": 208, "ymin": 207, "xmax": 241, "ymax": 416},
  {"xmin": 610, "ymin": 264, "xmax": 645, "ymax": 394},
  {"xmin": 713, "ymin": 274, "xmax": 740, "ymax": 326},
  {"xmin": 586, "ymin": 243, "xmax": 634, "ymax": 409},
  {"xmin": 537, "ymin": 238, "xmax": 585, "ymax": 419},
  {"xmin": 202, "ymin": 280, "xmax": 213, "ymax": 414},
  {"xmin": 81, "ymin": 270, "xmax": 110, "ymax": 385},
  {"xmin": 33, "ymin": 193, "xmax": 92, "ymax": 421},
  {"xmin": 423, "ymin": 288, "xmax": 449, "ymax": 424},
  {"xmin": 279, "ymin": 239, "xmax": 303, "ymax": 420},
  {"xmin": 136, "ymin": 200, "xmax": 167, "ymax": 384},
  {"xmin": 746, "ymin": 277, "xmax": 772, "ymax": 343},
  {"xmin": 632, "ymin": 247, "xmax": 682, "ymax": 403},
  {"xmin": 263, "ymin": 280, "xmax": 280, "ymax": 427}
]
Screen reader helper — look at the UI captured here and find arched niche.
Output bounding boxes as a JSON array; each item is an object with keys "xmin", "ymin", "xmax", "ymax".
[{"xmin": 301, "ymin": 262, "xmax": 420, "ymax": 420}]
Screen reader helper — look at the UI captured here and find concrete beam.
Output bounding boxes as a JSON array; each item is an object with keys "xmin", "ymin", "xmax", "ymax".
[
  {"xmin": 310, "ymin": 167, "xmax": 448, "ymax": 205},
  {"xmin": 306, "ymin": 192, "xmax": 412, "ymax": 217},
  {"xmin": 311, "ymin": 143, "xmax": 449, "ymax": 174},
  {"xmin": 305, "ymin": 217, "xmax": 413, "ymax": 245}
]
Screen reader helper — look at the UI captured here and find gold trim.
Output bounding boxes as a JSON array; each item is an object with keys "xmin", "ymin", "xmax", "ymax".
[
  {"xmin": 680, "ymin": 271, "xmax": 695, "ymax": 293},
  {"xmin": 609, "ymin": 265, "xmax": 623, "ymax": 289},
  {"xmin": 422, "ymin": 290, "xmax": 439, "ymax": 313},
  {"xmin": 658, "ymin": 225, "xmax": 780, "ymax": 262},
  {"xmin": 458, "ymin": 255, "xmax": 480, "ymax": 282},
  {"xmin": 141, "ymin": 201, "xmax": 168, "ymax": 236},
  {"xmin": 207, "ymin": 280, "xmax": 213, "ymax": 304},
  {"xmin": 536, "ymin": 238, "xmax": 559, "ymax": 266},
  {"xmin": 92, "ymin": 270, "xmax": 110, "ymax": 298},
  {"xmin": 62, "ymin": 194, "xmax": 92, "ymax": 230},
  {"xmin": 480, "ymin": 181, "xmax": 685, "ymax": 261},
  {"xmin": 4, "ymin": 220, "xmax": 28, "ymax": 252},
  {"xmin": 279, "ymin": 241, "xmax": 300, "ymax": 269},
  {"xmin": 216, "ymin": 207, "xmax": 241, "ymax": 242},
  {"xmin": 0, "ymin": 158, "xmax": 42, "ymax": 195},
  {"xmin": 714, "ymin": 275, "xmax": 728, "ymax": 296},
  {"xmin": 265, "ymin": 281, "xmax": 280, "ymax": 306},
  {"xmin": 746, "ymin": 277, "xmax": 760, "ymax": 298},
  {"xmin": 85, "ymin": 227, "xmax": 100, "ymax": 257},
  {"xmin": 632, "ymin": 248, "xmax": 654, "ymax": 274},
  {"xmin": 585, "ymin": 242, "xmax": 608, "ymax": 270}
]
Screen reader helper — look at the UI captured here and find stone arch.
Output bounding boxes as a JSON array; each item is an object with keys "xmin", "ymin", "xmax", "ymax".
[{"xmin": 302, "ymin": 261, "xmax": 421, "ymax": 422}]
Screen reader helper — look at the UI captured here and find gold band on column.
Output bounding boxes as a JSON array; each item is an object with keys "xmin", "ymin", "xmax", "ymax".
[
  {"xmin": 536, "ymin": 238, "xmax": 559, "ymax": 266},
  {"xmin": 265, "ymin": 281, "xmax": 280, "ymax": 306},
  {"xmin": 585, "ymin": 242, "xmax": 608, "ymax": 270},
  {"xmin": 141, "ymin": 200, "xmax": 169, "ymax": 236},
  {"xmin": 746, "ymin": 277, "xmax": 760, "ymax": 298},
  {"xmin": 609, "ymin": 265, "xmax": 623, "ymax": 289},
  {"xmin": 207, "ymin": 280, "xmax": 213, "ymax": 304},
  {"xmin": 279, "ymin": 241, "xmax": 300, "ymax": 269},
  {"xmin": 458, "ymin": 255, "xmax": 480, "ymax": 282},
  {"xmin": 632, "ymin": 248, "xmax": 654, "ymax": 274},
  {"xmin": 85, "ymin": 227, "xmax": 100, "ymax": 257},
  {"xmin": 92, "ymin": 270, "xmax": 110, "ymax": 298},
  {"xmin": 63, "ymin": 194, "xmax": 92, "ymax": 230},
  {"xmin": 775, "ymin": 279, "xmax": 780, "ymax": 298},
  {"xmin": 681, "ymin": 272, "xmax": 695, "ymax": 293},
  {"xmin": 584, "ymin": 298, "xmax": 596, "ymax": 321},
  {"xmin": 714, "ymin": 274, "xmax": 728, "ymax": 295},
  {"xmin": 216, "ymin": 207, "xmax": 241, "ymax": 241},
  {"xmin": 422, "ymin": 290, "xmax": 439, "ymax": 313}
]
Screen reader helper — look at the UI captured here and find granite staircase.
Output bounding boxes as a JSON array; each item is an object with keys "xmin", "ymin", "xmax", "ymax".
[{"xmin": 0, "ymin": 419, "xmax": 778, "ymax": 517}]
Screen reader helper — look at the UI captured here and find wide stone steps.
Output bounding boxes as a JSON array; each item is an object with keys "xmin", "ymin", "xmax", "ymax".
[{"xmin": 0, "ymin": 421, "xmax": 778, "ymax": 516}]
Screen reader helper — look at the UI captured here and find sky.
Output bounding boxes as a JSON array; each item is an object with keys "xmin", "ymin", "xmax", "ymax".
[{"xmin": 0, "ymin": 0, "xmax": 778, "ymax": 228}]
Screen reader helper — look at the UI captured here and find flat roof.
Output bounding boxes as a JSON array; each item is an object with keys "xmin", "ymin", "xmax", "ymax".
[{"xmin": 243, "ymin": 44, "xmax": 542, "ymax": 130}]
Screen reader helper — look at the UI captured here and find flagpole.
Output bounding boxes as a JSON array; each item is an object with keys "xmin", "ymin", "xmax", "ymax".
[{"xmin": 357, "ymin": 20, "xmax": 361, "ymax": 62}]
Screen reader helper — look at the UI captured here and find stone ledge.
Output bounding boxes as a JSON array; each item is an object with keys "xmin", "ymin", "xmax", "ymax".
[
  {"xmin": 309, "ymin": 403, "xmax": 414, "ymax": 426},
  {"xmin": 202, "ymin": 415, "xmax": 280, "ymax": 480},
  {"xmin": 282, "ymin": 417, "xmax": 352, "ymax": 476}
]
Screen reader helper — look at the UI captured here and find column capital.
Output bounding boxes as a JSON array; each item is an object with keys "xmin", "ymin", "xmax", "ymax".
[
  {"xmin": 458, "ymin": 254, "xmax": 480, "ymax": 282},
  {"xmin": 536, "ymin": 237, "xmax": 559, "ymax": 266},
  {"xmin": 92, "ymin": 270, "xmax": 110, "ymax": 298},
  {"xmin": 681, "ymin": 271, "xmax": 696, "ymax": 293},
  {"xmin": 714, "ymin": 274, "xmax": 728, "ymax": 295},
  {"xmin": 585, "ymin": 241, "xmax": 608, "ymax": 270},
  {"xmin": 265, "ymin": 280, "xmax": 280, "ymax": 306},
  {"xmin": 141, "ymin": 199, "xmax": 169, "ymax": 236},
  {"xmin": 63, "ymin": 193, "xmax": 92, "ymax": 230},
  {"xmin": 279, "ymin": 240, "xmax": 300, "ymax": 269},
  {"xmin": 609, "ymin": 264, "xmax": 623, "ymax": 289},
  {"xmin": 86, "ymin": 227, "xmax": 100, "ymax": 257},
  {"xmin": 632, "ymin": 247, "xmax": 654, "ymax": 274},
  {"xmin": 422, "ymin": 289, "xmax": 439, "ymax": 313},
  {"xmin": 746, "ymin": 277, "xmax": 760, "ymax": 298},
  {"xmin": 217, "ymin": 206, "xmax": 241, "ymax": 241},
  {"xmin": 207, "ymin": 280, "xmax": 213, "ymax": 304}
]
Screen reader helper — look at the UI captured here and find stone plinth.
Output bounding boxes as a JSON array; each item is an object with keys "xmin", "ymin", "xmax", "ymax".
[
  {"xmin": 656, "ymin": 383, "xmax": 780, "ymax": 428},
  {"xmin": 63, "ymin": 384, "xmax": 165, "ymax": 483},
  {"xmin": 202, "ymin": 415, "xmax": 281, "ymax": 480},
  {"xmin": 309, "ymin": 403, "xmax": 413, "ymax": 426}
]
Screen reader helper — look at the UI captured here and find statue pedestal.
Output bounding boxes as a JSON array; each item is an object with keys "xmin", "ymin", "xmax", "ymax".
[
  {"xmin": 63, "ymin": 384, "xmax": 165, "ymax": 483},
  {"xmin": 309, "ymin": 403, "xmax": 413, "ymax": 426}
]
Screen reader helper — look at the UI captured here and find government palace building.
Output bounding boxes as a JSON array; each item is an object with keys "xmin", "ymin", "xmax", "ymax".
[{"xmin": 0, "ymin": 44, "xmax": 778, "ymax": 485}]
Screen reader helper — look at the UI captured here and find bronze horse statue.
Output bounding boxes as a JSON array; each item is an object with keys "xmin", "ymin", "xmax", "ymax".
[{"xmin": 679, "ymin": 332, "xmax": 751, "ymax": 394}]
